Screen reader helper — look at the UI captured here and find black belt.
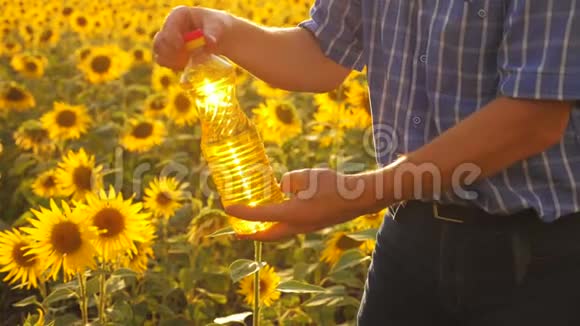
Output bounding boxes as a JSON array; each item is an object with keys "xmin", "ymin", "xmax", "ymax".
[{"xmin": 398, "ymin": 200, "xmax": 539, "ymax": 226}]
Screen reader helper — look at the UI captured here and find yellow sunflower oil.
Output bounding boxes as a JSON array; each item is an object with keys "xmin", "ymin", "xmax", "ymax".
[{"xmin": 180, "ymin": 30, "xmax": 283, "ymax": 235}]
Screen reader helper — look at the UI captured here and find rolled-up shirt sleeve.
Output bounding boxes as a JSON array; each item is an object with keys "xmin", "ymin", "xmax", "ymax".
[
  {"xmin": 299, "ymin": 0, "xmax": 365, "ymax": 71},
  {"xmin": 498, "ymin": 1, "xmax": 580, "ymax": 101}
]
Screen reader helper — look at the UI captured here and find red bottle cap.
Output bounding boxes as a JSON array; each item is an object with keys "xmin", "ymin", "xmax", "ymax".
[
  {"xmin": 183, "ymin": 29, "xmax": 204, "ymax": 42},
  {"xmin": 183, "ymin": 29, "xmax": 206, "ymax": 51}
]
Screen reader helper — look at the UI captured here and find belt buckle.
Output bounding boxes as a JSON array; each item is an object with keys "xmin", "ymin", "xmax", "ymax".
[{"xmin": 433, "ymin": 203, "xmax": 464, "ymax": 224}]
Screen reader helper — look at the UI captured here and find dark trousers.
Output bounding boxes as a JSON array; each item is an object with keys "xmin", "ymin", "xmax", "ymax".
[{"xmin": 357, "ymin": 201, "xmax": 580, "ymax": 326}]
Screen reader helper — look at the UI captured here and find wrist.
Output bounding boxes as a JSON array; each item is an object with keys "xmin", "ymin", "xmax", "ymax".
[
  {"xmin": 345, "ymin": 172, "xmax": 391, "ymax": 215},
  {"xmin": 215, "ymin": 11, "xmax": 239, "ymax": 56}
]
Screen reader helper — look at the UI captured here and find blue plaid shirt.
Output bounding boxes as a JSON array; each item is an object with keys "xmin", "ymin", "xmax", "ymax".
[{"xmin": 301, "ymin": 0, "xmax": 580, "ymax": 222}]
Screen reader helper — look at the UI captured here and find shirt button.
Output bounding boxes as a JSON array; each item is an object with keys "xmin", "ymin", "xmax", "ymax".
[
  {"xmin": 478, "ymin": 9, "xmax": 487, "ymax": 18},
  {"xmin": 419, "ymin": 54, "xmax": 427, "ymax": 63},
  {"xmin": 412, "ymin": 116, "xmax": 423, "ymax": 125}
]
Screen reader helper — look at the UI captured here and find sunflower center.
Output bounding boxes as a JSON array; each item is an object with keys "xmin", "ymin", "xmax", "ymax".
[
  {"xmin": 259, "ymin": 279, "xmax": 268, "ymax": 294},
  {"xmin": 79, "ymin": 49, "xmax": 91, "ymax": 60},
  {"xmin": 26, "ymin": 128, "xmax": 48, "ymax": 142},
  {"xmin": 6, "ymin": 87, "xmax": 26, "ymax": 101},
  {"xmin": 328, "ymin": 88, "xmax": 346, "ymax": 102},
  {"xmin": 76, "ymin": 16, "xmax": 87, "ymax": 27},
  {"xmin": 275, "ymin": 104, "xmax": 295, "ymax": 125},
  {"xmin": 336, "ymin": 234, "xmax": 362, "ymax": 250},
  {"xmin": 132, "ymin": 122, "xmax": 153, "ymax": 139},
  {"xmin": 62, "ymin": 7, "xmax": 73, "ymax": 16},
  {"xmin": 93, "ymin": 208, "xmax": 125, "ymax": 238},
  {"xmin": 134, "ymin": 49, "xmax": 144, "ymax": 60},
  {"xmin": 12, "ymin": 242, "xmax": 36, "ymax": 267},
  {"xmin": 91, "ymin": 55, "xmax": 111, "ymax": 73},
  {"xmin": 150, "ymin": 97, "xmax": 166, "ymax": 111},
  {"xmin": 5, "ymin": 42, "xmax": 15, "ymax": 50},
  {"xmin": 25, "ymin": 60, "xmax": 38, "ymax": 72},
  {"xmin": 73, "ymin": 166, "xmax": 93, "ymax": 191},
  {"xmin": 155, "ymin": 192, "xmax": 173, "ymax": 206},
  {"xmin": 174, "ymin": 93, "xmax": 191, "ymax": 113},
  {"xmin": 135, "ymin": 27, "xmax": 146, "ymax": 35},
  {"xmin": 160, "ymin": 76, "xmax": 171, "ymax": 88},
  {"xmin": 40, "ymin": 29, "xmax": 53, "ymax": 42},
  {"xmin": 42, "ymin": 176, "xmax": 56, "ymax": 188},
  {"xmin": 56, "ymin": 110, "xmax": 77, "ymax": 127},
  {"xmin": 51, "ymin": 221, "xmax": 83, "ymax": 254}
]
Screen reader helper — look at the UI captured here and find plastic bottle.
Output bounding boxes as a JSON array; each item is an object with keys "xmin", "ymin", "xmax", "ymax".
[{"xmin": 180, "ymin": 29, "xmax": 283, "ymax": 235}]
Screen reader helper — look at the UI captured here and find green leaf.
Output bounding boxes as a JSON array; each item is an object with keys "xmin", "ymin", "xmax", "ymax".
[
  {"xmin": 347, "ymin": 228, "xmax": 378, "ymax": 241},
  {"xmin": 229, "ymin": 259, "xmax": 266, "ymax": 283},
  {"xmin": 111, "ymin": 268, "xmax": 138, "ymax": 279},
  {"xmin": 330, "ymin": 249, "xmax": 371, "ymax": 274},
  {"xmin": 106, "ymin": 276, "xmax": 127, "ymax": 293},
  {"xmin": 12, "ymin": 295, "xmax": 40, "ymax": 308},
  {"xmin": 277, "ymin": 280, "xmax": 327, "ymax": 294},
  {"xmin": 43, "ymin": 287, "xmax": 77, "ymax": 305},
  {"xmin": 196, "ymin": 288, "xmax": 227, "ymax": 304},
  {"xmin": 213, "ymin": 311, "xmax": 252, "ymax": 325},
  {"xmin": 207, "ymin": 226, "xmax": 235, "ymax": 238}
]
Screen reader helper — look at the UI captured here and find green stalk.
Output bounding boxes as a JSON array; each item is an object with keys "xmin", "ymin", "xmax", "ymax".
[
  {"xmin": 253, "ymin": 241, "xmax": 262, "ymax": 326},
  {"xmin": 77, "ymin": 272, "xmax": 88, "ymax": 325},
  {"xmin": 98, "ymin": 268, "xmax": 107, "ymax": 324}
]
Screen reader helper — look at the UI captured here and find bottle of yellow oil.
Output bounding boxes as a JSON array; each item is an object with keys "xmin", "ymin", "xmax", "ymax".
[{"xmin": 180, "ymin": 30, "xmax": 283, "ymax": 235}]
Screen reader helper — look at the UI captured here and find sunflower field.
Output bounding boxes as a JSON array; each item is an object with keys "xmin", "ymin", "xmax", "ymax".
[{"xmin": 0, "ymin": 1, "xmax": 382, "ymax": 325}]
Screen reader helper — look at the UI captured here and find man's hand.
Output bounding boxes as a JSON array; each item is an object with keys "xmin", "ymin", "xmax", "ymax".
[
  {"xmin": 153, "ymin": 6, "xmax": 233, "ymax": 70},
  {"xmin": 226, "ymin": 169, "xmax": 382, "ymax": 241}
]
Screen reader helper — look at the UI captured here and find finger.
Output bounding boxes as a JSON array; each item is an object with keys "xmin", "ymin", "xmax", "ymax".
[
  {"xmin": 225, "ymin": 201, "xmax": 293, "ymax": 223},
  {"xmin": 280, "ymin": 169, "xmax": 311, "ymax": 194},
  {"xmin": 236, "ymin": 223, "xmax": 298, "ymax": 242}
]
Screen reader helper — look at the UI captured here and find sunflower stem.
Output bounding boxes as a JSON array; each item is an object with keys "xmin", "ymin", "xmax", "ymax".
[
  {"xmin": 77, "ymin": 272, "xmax": 89, "ymax": 325},
  {"xmin": 253, "ymin": 241, "xmax": 262, "ymax": 326},
  {"xmin": 98, "ymin": 267, "xmax": 107, "ymax": 324},
  {"xmin": 38, "ymin": 277, "xmax": 47, "ymax": 299}
]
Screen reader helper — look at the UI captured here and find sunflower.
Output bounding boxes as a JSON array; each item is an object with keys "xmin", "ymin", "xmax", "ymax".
[
  {"xmin": 56, "ymin": 148, "xmax": 104, "ymax": 200},
  {"xmin": 352, "ymin": 208, "xmax": 388, "ymax": 230},
  {"xmin": 252, "ymin": 99, "xmax": 302, "ymax": 145},
  {"xmin": 130, "ymin": 45, "xmax": 152, "ymax": 66},
  {"xmin": 0, "ymin": 82, "xmax": 35, "ymax": 112},
  {"xmin": 321, "ymin": 231, "xmax": 365, "ymax": 266},
  {"xmin": 311, "ymin": 102, "xmax": 349, "ymax": 147},
  {"xmin": 187, "ymin": 208, "xmax": 230, "ymax": 247},
  {"xmin": 23, "ymin": 200, "xmax": 97, "ymax": 281},
  {"xmin": 10, "ymin": 53, "xmax": 48, "ymax": 79},
  {"xmin": 252, "ymin": 79, "xmax": 289, "ymax": 98},
  {"xmin": 238, "ymin": 264, "xmax": 281, "ymax": 307},
  {"xmin": 143, "ymin": 177, "xmax": 188, "ymax": 219},
  {"xmin": 34, "ymin": 24, "xmax": 60, "ymax": 48},
  {"xmin": 166, "ymin": 86, "xmax": 198, "ymax": 126},
  {"xmin": 69, "ymin": 11, "xmax": 92, "ymax": 36},
  {"xmin": 345, "ymin": 80, "xmax": 372, "ymax": 129},
  {"xmin": 74, "ymin": 44, "xmax": 92, "ymax": 65},
  {"xmin": 13, "ymin": 120, "xmax": 55, "ymax": 154},
  {"xmin": 81, "ymin": 187, "xmax": 152, "ymax": 261},
  {"xmin": 151, "ymin": 65, "xmax": 177, "ymax": 91},
  {"xmin": 0, "ymin": 228, "xmax": 41, "ymax": 289},
  {"xmin": 314, "ymin": 83, "xmax": 350, "ymax": 112},
  {"xmin": 32, "ymin": 169, "xmax": 63, "ymax": 198},
  {"xmin": 78, "ymin": 45, "xmax": 131, "ymax": 84},
  {"xmin": 120, "ymin": 118, "xmax": 165, "ymax": 152},
  {"xmin": 41, "ymin": 102, "xmax": 91, "ymax": 141},
  {"xmin": 0, "ymin": 39, "xmax": 22, "ymax": 57},
  {"xmin": 120, "ymin": 241, "xmax": 154, "ymax": 275},
  {"xmin": 143, "ymin": 93, "xmax": 168, "ymax": 118}
]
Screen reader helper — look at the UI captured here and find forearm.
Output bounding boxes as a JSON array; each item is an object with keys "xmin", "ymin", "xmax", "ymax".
[
  {"xmin": 218, "ymin": 14, "xmax": 350, "ymax": 92},
  {"xmin": 357, "ymin": 97, "xmax": 572, "ymax": 208}
]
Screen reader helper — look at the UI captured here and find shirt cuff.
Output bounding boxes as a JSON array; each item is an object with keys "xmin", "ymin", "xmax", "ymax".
[{"xmin": 499, "ymin": 70, "xmax": 580, "ymax": 102}]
